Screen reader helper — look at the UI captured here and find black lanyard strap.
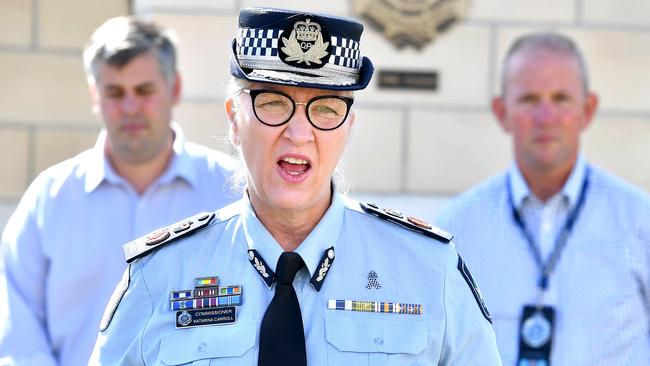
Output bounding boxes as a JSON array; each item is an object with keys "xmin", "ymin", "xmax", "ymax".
[{"xmin": 507, "ymin": 167, "xmax": 590, "ymax": 291}]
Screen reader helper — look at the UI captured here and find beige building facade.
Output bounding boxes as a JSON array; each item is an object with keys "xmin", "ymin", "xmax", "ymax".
[{"xmin": 1, "ymin": 0, "xmax": 649, "ymax": 229}]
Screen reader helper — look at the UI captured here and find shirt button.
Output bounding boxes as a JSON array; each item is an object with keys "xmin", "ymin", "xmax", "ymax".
[
  {"xmin": 198, "ymin": 342, "xmax": 208, "ymax": 352},
  {"xmin": 374, "ymin": 337, "xmax": 384, "ymax": 346}
]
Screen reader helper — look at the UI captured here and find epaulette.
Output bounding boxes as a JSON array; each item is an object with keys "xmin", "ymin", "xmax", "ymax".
[
  {"xmin": 122, "ymin": 211, "xmax": 216, "ymax": 263},
  {"xmin": 359, "ymin": 202, "xmax": 453, "ymax": 243}
]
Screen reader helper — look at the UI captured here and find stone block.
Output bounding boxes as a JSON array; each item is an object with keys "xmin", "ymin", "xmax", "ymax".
[
  {"xmin": 0, "ymin": 53, "xmax": 95, "ymax": 124},
  {"xmin": 361, "ymin": 24, "xmax": 491, "ymax": 108},
  {"xmin": 34, "ymin": 129, "xmax": 97, "ymax": 176},
  {"xmin": 240, "ymin": 0, "xmax": 351, "ymax": 16},
  {"xmin": 149, "ymin": 14, "xmax": 238, "ymax": 100},
  {"xmin": 470, "ymin": 0, "xmax": 574, "ymax": 22},
  {"xmin": 407, "ymin": 110, "xmax": 511, "ymax": 193},
  {"xmin": 342, "ymin": 107, "xmax": 403, "ymax": 193},
  {"xmin": 0, "ymin": 0, "xmax": 32, "ymax": 47},
  {"xmin": 39, "ymin": 0, "xmax": 128, "ymax": 49},
  {"xmin": 175, "ymin": 101, "xmax": 232, "ymax": 154},
  {"xmin": 135, "ymin": 0, "xmax": 236, "ymax": 13},
  {"xmin": 582, "ymin": 0, "xmax": 650, "ymax": 27},
  {"xmin": 0, "ymin": 201, "xmax": 19, "ymax": 234},
  {"xmin": 569, "ymin": 29, "xmax": 650, "ymax": 113},
  {"xmin": 0, "ymin": 128, "xmax": 29, "ymax": 198},
  {"xmin": 583, "ymin": 115, "xmax": 650, "ymax": 191}
]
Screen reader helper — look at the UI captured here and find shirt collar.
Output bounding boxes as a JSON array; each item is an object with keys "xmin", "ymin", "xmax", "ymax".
[
  {"xmin": 83, "ymin": 130, "xmax": 120, "ymax": 193},
  {"xmin": 508, "ymin": 153, "xmax": 588, "ymax": 210},
  {"xmin": 562, "ymin": 153, "xmax": 587, "ymax": 209},
  {"xmin": 82, "ymin": 122, "xmax": 197, "ymax": 193},
  {"xmin": 241, "ymin": 188, "xmax": 344, "ymax": 281},
  {"xmin": 158, "ymin": 123, "xmax": 198, "ymax": 188}
]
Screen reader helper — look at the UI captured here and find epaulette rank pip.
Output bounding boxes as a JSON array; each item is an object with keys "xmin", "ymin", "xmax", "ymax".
[
  {"xmin": 123, "ymin": 212, "xmax": 216, "ymax": 263},
  {"xmin": 360, "ymin": 202, "xmax": 453, "ymax": 243}
]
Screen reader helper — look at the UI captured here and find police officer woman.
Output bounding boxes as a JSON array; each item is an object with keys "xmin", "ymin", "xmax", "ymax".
[{"xmin": 90, "ymin": 7, "xmax": 501, "ymax": 365}]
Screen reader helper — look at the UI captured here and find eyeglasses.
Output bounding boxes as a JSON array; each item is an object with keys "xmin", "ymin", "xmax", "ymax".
[{"xmin": 240, "ymin": 89, "xmax": 354, "ymax": 131}]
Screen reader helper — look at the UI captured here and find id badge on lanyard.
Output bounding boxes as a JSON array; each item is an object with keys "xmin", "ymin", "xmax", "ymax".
[
  {"xmin": 507, "ymin": 168, "xmax": 590, "ymax": 366},
  {"xmin": 518, "ymin": 305, "xmax": 555, "ymax": 365}
]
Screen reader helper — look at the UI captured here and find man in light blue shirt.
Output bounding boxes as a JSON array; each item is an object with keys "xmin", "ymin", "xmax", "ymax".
[
  {"xmin": 437, "ymin": 33, "xmax": 650, "ymax": 365},
  {"xmin": 0, "ymin": 17, "xmax": 238, "ymax": 366}
]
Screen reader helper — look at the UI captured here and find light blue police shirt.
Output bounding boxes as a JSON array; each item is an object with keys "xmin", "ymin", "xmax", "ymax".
[
  {"xmin": 90, "ymin": 189, "xmax": 501, "ymax": 365},
  {"xmin": 437, "ymin": 155, "xmax": 650, "ymax": 365},
  {"xmin": 0, "ymin": 124, "xmax": 238, "ymax": 366}
]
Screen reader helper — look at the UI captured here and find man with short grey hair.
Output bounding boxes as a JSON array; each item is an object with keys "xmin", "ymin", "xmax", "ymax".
[
  {"xmin": 437, "ymin": 32, "xmax": 650, "ymax": 365},
  {"xmin": 0, "ymin": 17, "xmax": 237, "ymax": 365}
]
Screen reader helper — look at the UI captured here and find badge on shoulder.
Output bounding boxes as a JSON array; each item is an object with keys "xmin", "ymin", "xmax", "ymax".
[
  {"xmin": 359, "ymin": 201, "xmax": 454, "ymax": 243},
  {"xmin": 99, "ymin": 264, "xmax": 131, "ymax": 332},
  {"xmin": 457, "ymin": 256, "xmax": 491, "ymax": 323},
  {"xmin": 517, "ymin": 305, "xmax": 555, "ymax": 366},
  {"xmin": 123, "ymin": 212, "xmax": 215, "ymax": 263}
]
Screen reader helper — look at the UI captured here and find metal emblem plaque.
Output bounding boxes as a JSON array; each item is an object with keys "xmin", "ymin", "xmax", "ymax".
[{"xmin": 354, "ymin": 0, "xmax": 471, "ymax": 49}]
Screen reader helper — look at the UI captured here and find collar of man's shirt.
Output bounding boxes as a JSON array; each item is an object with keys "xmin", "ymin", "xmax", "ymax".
[
  {"xmin": 82, "ymin": 122, "xmax": 197, "ymax": 193},
  {"xmin": 508, "ymin": 154, "xmax": 587, "ymax": 211}
]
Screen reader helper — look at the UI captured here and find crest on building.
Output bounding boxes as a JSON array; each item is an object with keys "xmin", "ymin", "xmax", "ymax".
[
  {"xmin": 279, "ymin": 17, "xmax": 331, "ymax": 69},
  {"xmin": 353, "ymin": 0, "xmax": 471, "ymax": 50}
]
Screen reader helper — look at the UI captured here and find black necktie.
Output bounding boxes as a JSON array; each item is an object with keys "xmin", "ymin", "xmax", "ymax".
[{"xmin": 258, "ymin": 252, "xmax": 307, "ymax": 366}]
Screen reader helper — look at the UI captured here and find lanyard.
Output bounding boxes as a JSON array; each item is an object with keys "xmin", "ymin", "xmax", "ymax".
[{"xmin": 506, "ymin": 167, "xmax": 590, "ymax": 295}]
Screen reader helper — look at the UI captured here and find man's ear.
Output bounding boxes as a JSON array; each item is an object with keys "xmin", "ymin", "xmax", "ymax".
[
  {"xmin": 225, "ymin": 98, "xmax": 240, "ymax": 146},
  {"xmin": 491, "ymin": 96, "xmax": 511, "ymax": 133},
  {"xmin": 581, "ymin": 92, "xmax": 599, "ymax": 131},
  {"xmin": 88, "ymin": 83, "xmax": 100, "ymax": 115},
  {"xmin": 171, "ymin": 73, "xmax": 182, "ymax": 105}
]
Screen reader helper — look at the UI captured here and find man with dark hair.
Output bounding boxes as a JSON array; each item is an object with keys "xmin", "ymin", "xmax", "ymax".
[
  {"xmin": 0, "ymin": 17, "xmax": 237, "ymax": 366},
  {"xmin": 437, "ymin": 32, "xmax": 650, "ymax": 365}
]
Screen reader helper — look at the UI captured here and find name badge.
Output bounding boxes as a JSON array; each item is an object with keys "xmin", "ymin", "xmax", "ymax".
[
  {"xmin": 517, "ymin": 305, "xmax": 555, "ymax": 366},
  {"xmin": 170, "ymin": 275, "xmax": 242, "ymax": 329},
  {"xmin": 176, "ymin": 307, "xmax": 237, "ymax": 328}
]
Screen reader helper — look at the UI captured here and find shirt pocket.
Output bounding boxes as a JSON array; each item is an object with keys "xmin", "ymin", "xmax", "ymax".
[
  {"xmin": 158, "ymin": 319, "xmax": 256, "ymax": 366},
  {"xmin": 325, "ymin": 312, "xmax": 430, "ymax": 366}
]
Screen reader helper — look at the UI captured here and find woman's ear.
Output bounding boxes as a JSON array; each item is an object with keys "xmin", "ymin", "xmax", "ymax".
[
  {"xmin": 225, "ymin": 98, "xmax": 240, "ymax": 146},
  {"xmin": 347, "ymin": 110, "xmax": 356, "ymax": 128}
]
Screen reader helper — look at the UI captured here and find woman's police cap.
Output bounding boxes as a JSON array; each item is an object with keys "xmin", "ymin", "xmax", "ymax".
[{"xmin": 230, "ymin": 7, "xmax": 374, "ymax": 91}]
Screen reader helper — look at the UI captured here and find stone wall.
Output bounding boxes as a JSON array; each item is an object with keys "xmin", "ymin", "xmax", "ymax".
[{"xmin": 2, "ymin": 0, "xmax": 649, "ymax": 228}]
